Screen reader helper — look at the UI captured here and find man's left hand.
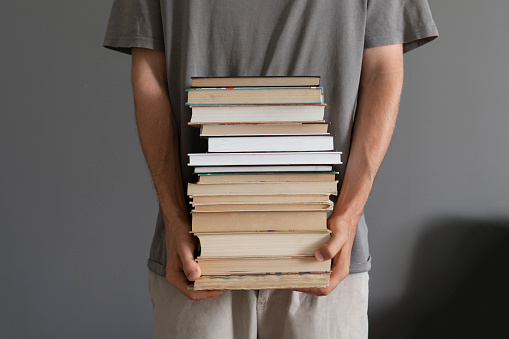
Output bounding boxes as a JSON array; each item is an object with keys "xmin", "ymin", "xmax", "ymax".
[{"xmin": 292, "ymin": 213, "xmax": 357, "ymax": 296}]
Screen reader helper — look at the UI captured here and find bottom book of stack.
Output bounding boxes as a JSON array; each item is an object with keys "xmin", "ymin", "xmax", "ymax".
[{"xmin": 191, "ymin": 273, "xmax": 331, "ymax": 290}]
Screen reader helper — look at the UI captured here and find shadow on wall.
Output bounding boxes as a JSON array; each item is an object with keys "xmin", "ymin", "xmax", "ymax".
[{"xmin": 370, "ymin": 218, "xmax": 509, "ymax": 339}]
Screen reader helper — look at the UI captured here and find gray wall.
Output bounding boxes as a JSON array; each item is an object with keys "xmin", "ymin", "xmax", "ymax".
[{"xmin": 1, "ymin": 1, "xmax": 508, "ymax": 338}]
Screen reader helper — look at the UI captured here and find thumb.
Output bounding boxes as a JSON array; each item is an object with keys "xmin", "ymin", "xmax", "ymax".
[
  {"xmin": 178, "ymin": 238, "xmax": 201, "ymax": 281},
  {"xmin": 315, "ymin": 231, "xmax": 347, "ymax": 261}
]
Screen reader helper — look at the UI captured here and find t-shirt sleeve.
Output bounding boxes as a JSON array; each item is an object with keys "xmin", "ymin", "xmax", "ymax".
[
  {"xmin": 364, "ymin": 0, "xmax": 438, "ymax": 53},
  {"xmin": 103, "ymin": 0, "xmax": 164, "ymax": 55}
]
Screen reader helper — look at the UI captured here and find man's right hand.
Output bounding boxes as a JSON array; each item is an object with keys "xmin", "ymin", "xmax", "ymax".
[
  {"xmin": 131, "ymin": 48, "xmax": 223, "ymax": 301},
  {"xmin": 164, "ymin": 219, "xmax": 224, "ymax": 301}
]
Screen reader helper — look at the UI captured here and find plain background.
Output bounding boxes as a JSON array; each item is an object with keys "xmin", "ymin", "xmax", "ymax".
[{"xmin": 1, "ymin": 1, "xmax": 508, "ymax": 338}]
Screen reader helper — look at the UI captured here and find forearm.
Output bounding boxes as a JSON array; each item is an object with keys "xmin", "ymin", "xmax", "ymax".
[
  {"xmin": 331, "ymin": 46, "xmax": 404, "ymax": 226},
  {"xmin": 131, "ymin": 49, "xmax": 189, "ymax": 229}
]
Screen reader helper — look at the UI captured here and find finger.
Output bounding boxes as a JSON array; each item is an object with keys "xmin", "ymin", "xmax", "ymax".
[
  {"xmin": 171, "ymin": 270, "xmax": 225, "ymax": 301},
  {"xmin": 177, "ymin": 236, "xmax": 202, "ymax": 281},
  {"xmin": 328, "ymin": 247, "xmax": 350, "ymax": 286},
  {"xmin": 290, "ymin": 287, "xmax": 328, "ymax": 296},
  {"xmin": 315, "ymin": 230, "xmax": 347, "ymax": 261}
]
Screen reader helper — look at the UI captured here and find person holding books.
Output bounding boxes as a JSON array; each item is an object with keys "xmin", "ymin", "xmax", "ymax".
[{"xmin": 104, "ymin": 0, "xmax": 438, "ymax": 338}]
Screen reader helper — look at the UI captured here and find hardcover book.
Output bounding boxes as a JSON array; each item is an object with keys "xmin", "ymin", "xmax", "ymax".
[
  {"xmin": 189, "ymin": 104, "xmax": 325, "ymax": 125},
  {"xmin": 186, "ymin": 87, "xmax": 324, "ymax": 105},
  {"xmin": 207, "ymin": 135, "xmax": 334, "ymax": 152},
  {"xmin": 200, "ymin": 123, "xmax": 329, "ymax": 135},
  {"xmin": 188, "ymin": 151, "xmax": 343, "ymax": 166},
  {"xmin": 191, "ymin": 76, "xmax": 320, "ymax": 88},
  {"xmin": 191, "ymin": 194, "xmax": 332, "ymax": 204},
  {"xmin": 197, "ymin": 172, "xmax": 337, "ymax": 184},
  {"xmin": 193, "ymin": 165, "xmax": 334, "ymax": 173}
]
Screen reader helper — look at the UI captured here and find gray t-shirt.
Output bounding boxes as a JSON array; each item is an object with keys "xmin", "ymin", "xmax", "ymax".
[{"xmin": 104, "ymin": 0, "xmax": 438, "ymax": 277}]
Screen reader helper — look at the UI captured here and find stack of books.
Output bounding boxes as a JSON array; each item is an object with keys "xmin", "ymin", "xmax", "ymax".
[{"xmin": 186, "ymin": 76, "xmax": 342, "ymax": 290}]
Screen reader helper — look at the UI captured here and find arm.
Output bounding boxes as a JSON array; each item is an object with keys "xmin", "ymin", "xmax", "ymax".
[
  {"xmin": 296, "ymin": 44, "xmax": 404, "ymax": 296},
  {"xmin": 131, "ymin": 47, "xmax": 223, "ymax": 301}
]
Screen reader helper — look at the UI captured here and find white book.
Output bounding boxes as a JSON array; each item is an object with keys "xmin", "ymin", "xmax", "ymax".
[
  {"xmin": 189, "ymin": 104, "xmax": 325, "ymax": 125},
  {"xmin": 188, "ymin": 152, "xmax": 342, "ymax": 166},
  {"xmin": 207, "ymin": 135, "xmax": 334, "ymax": 152},
  {"xmin": 193, "ymin": 165, "xmax": 333, "ymax": 173}
]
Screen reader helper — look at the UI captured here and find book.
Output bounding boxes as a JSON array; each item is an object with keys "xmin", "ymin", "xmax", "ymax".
[
  {"xmin": 191, "ymin": 76, "xmax": 320, "ymax": 88},
  {"xmin": 197, "ymin": 172, "xmax": 337, "ymax": 184},
  {"xmin": 191, "ymin": 210, "xmax": 329, "ymax": 232},
  {"xmin": 192, "ymin": 201, "xmax": 333, "ymax": 212},
  {"xmin": 193, "ymin": 165, "xmax": 333, "ymax": 173},
  {"xmin": 188, "ymin": 181, "xmax": 338, "ymax": 196},
  {"xmin": 200, "ymin": 123, "xmax": 329, "ymax": 136},
  {"xmin": 189, "ymin": 104, "xmax": 325, "ymax": 125},
  {"xmin": 191, "ymin": 272, "xmax": 331, "ymax": 290},
  {"xmin": 186, "ymin": 87, "xmax": 323, "ymax": 105},
  {"xmin": 191, "ymin": 194, "xmax": 332, "ymax": 204},
  {"xmin": 188, "ymin": 151, "xmax": 343, "ymax": 166},
  {"xmin": 195, "ymin": 231, "xmax": 331, "ymax": 258},
  {"xmin": 207, "ymin": 135, "xmax": 334, "ymax": 152},
  {"xmin": 196, "ymin": 256, "xmax": 331, "ymax": 276}
]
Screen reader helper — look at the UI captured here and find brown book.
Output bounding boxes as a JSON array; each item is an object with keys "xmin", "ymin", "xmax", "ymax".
[
  {"xmin": 191, "ymin": 76, "xmax": 320, "ymax": 88},
  {"xmin": 188, "ymin": 181, "xmax": 338, "ymax": 196},
  {"xmin": 191, "ymin": 210, "xmax": 329, "ymax": 232},
  {"xmin": 191, "ymin": 194, "xmax": 331, "ymax": 204},
  {"xmin": 195, "ymin": 231, "xmax": 331, "ymax": 258},
  {"xmin": 187, "ymin": 87, "xmax": 323, "ymax": 105},
  {"xmin": 191, "ymin": 273, "xmax": 331, "ymax": 290},
  {"xmin": 198, "ymin": 172, "xmax": 337, "ymax": 184},
  {"xmin": 200, "ymin": 123, "xmax": 329, "ymax": 136},
  {"xmin": 193, "ymin": 202, "xmax": 333, "ymax": 212},
  {"xmin": 196, "ymin": 256, "xmax": 331, "ymax": 276}
]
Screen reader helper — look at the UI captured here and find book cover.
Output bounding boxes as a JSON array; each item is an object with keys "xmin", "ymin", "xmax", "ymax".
[
  {"xmin": 188, "ymin": 151, "xmax": 343, "ymax": 166},
  {"xmin": 193, "ymin": 165, "xmax": 334, "ymax": 173},
  {"xmin": 197, "ymin": 172, "xmax": 338, "ymax": 183},
  {"xmin": 186, "ymin": 87, "xmax": 324, "ymax": 105},
  {"xmin": 191, "ymin": 76, "xmax": 320, "ymax": 88},
  {"xmin": 207, "ymin": 135, "xmax": 335, "ymax": 152},
  {"xmin": 200, "ymin": 123, "xmax": 329, "ymax": 136},
  {"xmin": 189, "ymin": 104, "xmax": 325, "ymax": 125}
]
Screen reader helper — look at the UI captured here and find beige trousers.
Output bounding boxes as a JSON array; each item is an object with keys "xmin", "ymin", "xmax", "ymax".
[{"xmin": 148, "ymin": 270, "xmax": 369, "ymax": 339}]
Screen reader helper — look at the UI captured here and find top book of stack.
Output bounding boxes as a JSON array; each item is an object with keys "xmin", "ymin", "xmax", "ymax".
[{"xmin": 191, "ymin": 76, "xmax": 320, "ymax": 88}]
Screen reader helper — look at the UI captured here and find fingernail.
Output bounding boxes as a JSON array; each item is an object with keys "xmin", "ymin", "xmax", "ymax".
[
  {"xmin": 187, "ymin": 271, "xmax": 200, "ymax": 281},
  {"xmin": 315, "ymin": 251, "xmax": 324, "ymax": 262}
]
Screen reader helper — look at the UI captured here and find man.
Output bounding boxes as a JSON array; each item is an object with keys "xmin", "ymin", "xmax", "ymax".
[{"xmin": 104, "ymin": 1, "xmax": 437, "ymax": 337}]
